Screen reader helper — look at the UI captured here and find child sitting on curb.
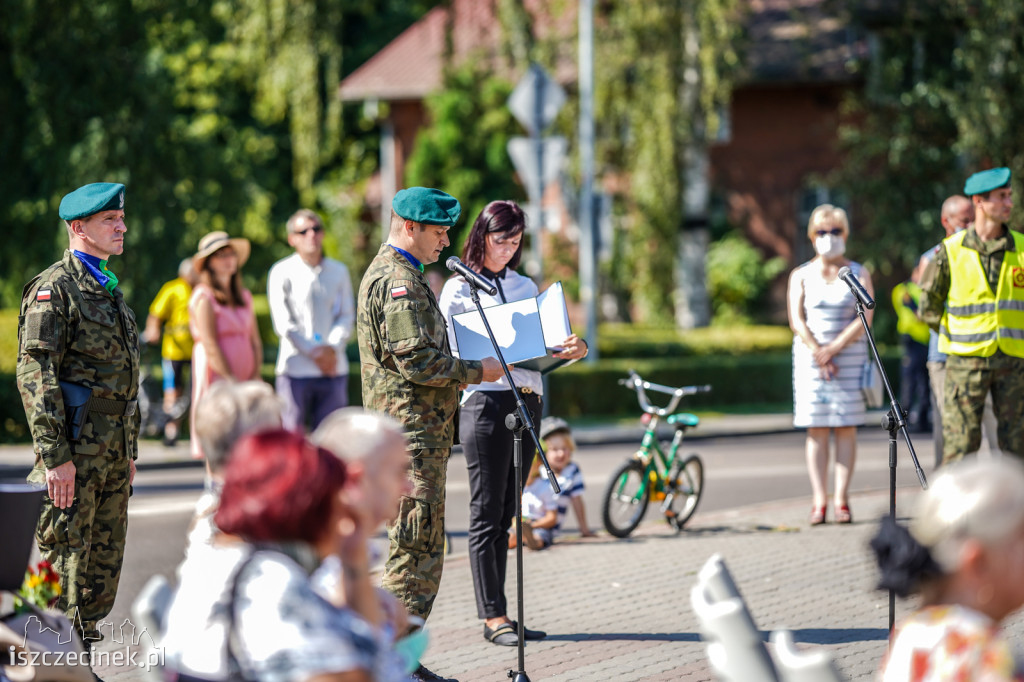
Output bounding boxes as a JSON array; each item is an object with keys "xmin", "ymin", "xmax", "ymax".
[{"xmin": 510, "ymin": 417, "xmax": 596, "ymax": 550}]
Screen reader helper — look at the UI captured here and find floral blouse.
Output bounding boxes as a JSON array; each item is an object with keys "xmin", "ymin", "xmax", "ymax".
[{"xmin": 879, "ymin": 604, "xmax": 1024, "ymax": 681}]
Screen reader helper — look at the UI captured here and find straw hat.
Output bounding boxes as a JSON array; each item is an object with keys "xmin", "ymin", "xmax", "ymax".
[{"xmin": 194, "ymin": 231, "xmax": 251, "ymax": 272}]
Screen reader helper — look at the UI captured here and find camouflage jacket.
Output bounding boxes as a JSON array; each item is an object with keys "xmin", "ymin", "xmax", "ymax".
[
  {"xmin": 357, "ymin": 244, "xmax": 483, "ymax": 448},
  {"xmin": 17, "ymin": 250, "xmax": 140, "ymax": 469}
]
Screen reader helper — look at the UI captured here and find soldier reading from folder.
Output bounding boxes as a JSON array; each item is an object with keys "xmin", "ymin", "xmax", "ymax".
[
  {"xmin": 357, "ymin": 187, "xmax": 505, "ymax": 682},
  {"xmin": 17, "ymin": 182, "xmax": 140, "ymax": 642}
]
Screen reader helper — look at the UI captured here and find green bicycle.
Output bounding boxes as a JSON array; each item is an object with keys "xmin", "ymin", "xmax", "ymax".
[{"xmin": 601, "ymin": 370, "xmax": 709, "ymax": 538}]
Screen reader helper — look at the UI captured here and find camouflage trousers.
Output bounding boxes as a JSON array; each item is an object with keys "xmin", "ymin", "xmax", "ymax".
[
  {"xmin": 942, "ymin": 359, "xmax": 1024, "ymax": 464},
  {"xmin": 381, "ymin": 447, "xmax": 448, "ymax": 622},
  {"xmin": 27, "ymin": 453, "xmax": 130, "ymax": 642}
]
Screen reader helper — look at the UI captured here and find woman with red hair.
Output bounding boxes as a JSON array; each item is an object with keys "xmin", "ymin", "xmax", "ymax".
[{"xmin": 163, "ymin": 429, "xmax": 403, "ymax": 682}]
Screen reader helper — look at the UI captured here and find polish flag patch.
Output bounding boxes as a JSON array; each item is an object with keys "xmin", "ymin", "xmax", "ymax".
[
  {"xmin": 390, "ymin": 286, "xmax": 408, "ymax": 298},
  {"xmin": 36, "ymin": 289, "xmax": 52, "ymax": 302}
]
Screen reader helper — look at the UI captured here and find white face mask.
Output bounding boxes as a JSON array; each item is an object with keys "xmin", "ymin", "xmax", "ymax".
[{"xmin": 814, "ymin": 234, "xmax": 846, "ymax": 258}]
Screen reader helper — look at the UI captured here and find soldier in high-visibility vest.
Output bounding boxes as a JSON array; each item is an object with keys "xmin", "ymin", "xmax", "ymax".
[{"xmin": 920, "ymin": 167, "xmax": 1024, "ymax": 463}]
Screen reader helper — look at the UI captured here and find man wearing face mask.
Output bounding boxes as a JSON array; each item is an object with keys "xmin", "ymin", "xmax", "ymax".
[
  {"xmin": 920, "ymin": 168, "xmax": 1024, "ymax": 464},
  {"xmin": 788, "ymin": 204, "xmax": 873, "ymax": 525},
  {"xmin": 918, "ymin": 195, "xmax": 1000, "ymax": 466}
]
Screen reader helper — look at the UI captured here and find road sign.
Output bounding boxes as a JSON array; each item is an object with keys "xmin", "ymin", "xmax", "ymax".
[
  {"xmin": 508, "ymin": 64, "xmax": 566, "ymax": 136},
  {"xmin": 507, "ymin": 136, "xmax": 567, "ymax": 203}
]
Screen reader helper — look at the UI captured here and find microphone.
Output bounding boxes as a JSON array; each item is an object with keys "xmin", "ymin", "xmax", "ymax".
[
  {"xmin": 446, "ymin": 257, "xmax": 498, "ymax": 296},
  {"xmin": 837, "ymin": 266, "xmax": 875, "ymax": 310}
]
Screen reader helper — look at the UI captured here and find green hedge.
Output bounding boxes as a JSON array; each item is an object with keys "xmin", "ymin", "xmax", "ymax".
[
  {"xmin": 0, "ymin": 352, "xmax": 902, "ymax": 443},
  {"xmin": 597, "ymin": 323, "xmax": 795, "ymax": 358},
  {"xmin": 0, "ymin": 308, "xmax": 903, "ymax": 441},
  {"xmin": 546, "ymin": 352, "xmax": 901, "ymax": 418}
]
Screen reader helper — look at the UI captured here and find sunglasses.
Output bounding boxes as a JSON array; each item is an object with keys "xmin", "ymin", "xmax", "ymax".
[
  {"xmin": 814, "ymin": 228, "xmax": 844, "ymax": 237},
  {"xmin": 293, "ymin": 225, "xmax": 323, "ymax": 236}
]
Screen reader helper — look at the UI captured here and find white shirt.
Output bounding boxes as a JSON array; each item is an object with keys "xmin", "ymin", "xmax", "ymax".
[
  {"xmin": 522, "ymin": 476, "xmax": 558, "ymax": 521},
  {"xmin": 439, "ymin": 268, "xmax": 543, "ymax": 394},
  {"xmin": 163, "ymin": 543, "xmax": 383, "ymax": 682},
  {"xmin": 267, "ymin": 253, "xmax": 355, "ymax": 378}
]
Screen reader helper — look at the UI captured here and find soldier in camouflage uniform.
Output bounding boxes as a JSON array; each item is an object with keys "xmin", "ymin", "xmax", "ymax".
[
  {"xmin": 17, "ymin": 182, "xmax": 140, "ymax": 643},
  {"xmin": 920, "ymin": 168, "xmax": 1024, "ymax": 463},
  {"xmin": 357, "ymin": 187, "xmax": 503, "ymax": 682}
]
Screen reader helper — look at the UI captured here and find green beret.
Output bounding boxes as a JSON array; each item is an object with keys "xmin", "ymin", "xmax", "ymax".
[
  {"xmin": 392, "ymin": 187, "xmax": 461, "ymax": 226},
  {"xmin": 964, "ymin": 167, "xmax": 1011, "ymax": 196},
  {"xmin": 59, "ymin": 182, "xmax": 126, "ymax": 221}
]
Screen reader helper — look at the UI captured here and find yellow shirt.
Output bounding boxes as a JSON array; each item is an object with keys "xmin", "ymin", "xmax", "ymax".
[{"xmin": 149, "ymin": 277, "xmax": 194, "ymax": 361}]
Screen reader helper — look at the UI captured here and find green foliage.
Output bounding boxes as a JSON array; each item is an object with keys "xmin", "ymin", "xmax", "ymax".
[
  {"xmin": 0, "ymin": 0, "xmax": 432, "ymax": 314},
  {"xmin": 706, "ymin": 233, "xmax": 787, "ymax": 324},
  {"xmin": 597, "ymin": 323, "xmax": 793, "ymax": 358},
  {"xmin": 403, "ymin": 62, "xmax": 526, "ymax": 259},
  {"xmin": 834, "ymin": 2, "xmax": 1024, "ymax": 310},
  {"xmin": 545, "ymin": 352, "xmax": 901, "ymax": 419},
  {"xmin": 595, "ymin": 1, "xmax": 742, "ymax": 324}
]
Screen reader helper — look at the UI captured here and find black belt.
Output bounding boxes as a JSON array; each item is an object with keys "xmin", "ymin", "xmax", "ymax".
[{"xmin": 91, "ymin": 397, "xmax": 138, "ymax": 417}]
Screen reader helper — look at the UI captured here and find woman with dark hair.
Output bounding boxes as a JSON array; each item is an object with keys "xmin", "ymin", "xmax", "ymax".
[
  {"xmin": 872, "ymin": 458, "xmax": 1024, "ymax": 680},
  {"xmin": 163, "ymin": 429, "xmax": 397, "ymax": 682},
  {"xmin": 438, "ymin": 200, "xmax": 588, "ymax": 646},
  {"xmin": 188, "ymin": 231, "xmax": 263, "ymax": 459}
]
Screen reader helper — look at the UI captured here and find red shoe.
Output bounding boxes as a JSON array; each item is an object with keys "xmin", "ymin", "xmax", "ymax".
[
  {"xmin": 835, "ymin": 504, "xmax": 852, "ymax": 524},
  {"xmin": 809, "ymin": 506, "xmax": 826, "ymax": 526}
]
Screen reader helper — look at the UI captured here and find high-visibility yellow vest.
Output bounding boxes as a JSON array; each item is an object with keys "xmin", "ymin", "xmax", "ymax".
[
  {"xmin": 939, "ymin": 229, "xmax": 1024, "ymax": 357},
  {"xmin": 892, "ymin": 281, "xmax": 930, "ymax": 345}
]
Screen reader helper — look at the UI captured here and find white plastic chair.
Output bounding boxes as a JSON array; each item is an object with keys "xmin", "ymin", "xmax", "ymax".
[
  {"xmin": 130, "ymin": 574, "xmax": 174, "ymax": 682},
  {"xmin": 690, "ymin": 556, "xmax": 780, "ymax": 682},
  {"xmin": 690, "ymin": 554, "xmax": 845, "ymax": 682},
  {"xmin": 770, "ymin": 630, "xmax": 844, "ymax": 682}
]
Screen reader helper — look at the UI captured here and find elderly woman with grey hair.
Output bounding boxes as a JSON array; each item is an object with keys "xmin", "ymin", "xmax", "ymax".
[{"xmin": 873, "ymin": 458, "xmax": 1024, "ymax": 681}]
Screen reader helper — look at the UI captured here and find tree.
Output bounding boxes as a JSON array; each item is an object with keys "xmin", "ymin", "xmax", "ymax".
[
  {"xmin": 0, "ymin": 0, "xmax": 432, "ymax": 311},
  {"xmin": 834, "ymin": 1, "xmax": 1024, "ymax": 290},
  {"xmin": 404, "ymin": 62, "xmax": 526, "ymax": 262},
  {"xmin": 594, "ymin": 0, "xmax": 741, "ymax": 325}
]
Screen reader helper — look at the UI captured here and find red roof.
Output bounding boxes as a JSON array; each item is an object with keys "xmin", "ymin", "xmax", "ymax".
[
  {"xmin": 339, "ymin": 0, "xmax": 575, "ymax": 102},
  {"xmin": 340, "ymin": 0, "xmax": 865, "ymax": 102}
]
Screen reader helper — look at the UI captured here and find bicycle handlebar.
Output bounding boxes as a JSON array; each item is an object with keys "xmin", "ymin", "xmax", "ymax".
[{"xmin": 618, "ymin": 370, "xmax": 711, "ymax": 417}]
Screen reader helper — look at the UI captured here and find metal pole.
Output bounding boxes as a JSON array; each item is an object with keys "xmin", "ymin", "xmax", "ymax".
[
  {"xmin": 578, "ymin": 0, "xmax": 597, "ymax": 361},
  {"xmin": 532, "ymin": 64, "xmax": 545, "ymax": 283}
]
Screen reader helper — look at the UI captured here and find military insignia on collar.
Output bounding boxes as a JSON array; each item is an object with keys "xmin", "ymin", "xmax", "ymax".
[
  {"xmin": 36, "ymin": 289, "xmax": 52, "ymax": 302},
  {"xmin": 391, "ymin": 285, "xmax": 408, "ymax": 298}
]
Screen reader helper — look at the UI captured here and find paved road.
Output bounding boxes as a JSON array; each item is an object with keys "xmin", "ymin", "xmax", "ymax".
[
  {"xmin": 3, "ymin": 425, "xmax": 946, "ymax": 681},
  {"xmin": 102, "ymin": 429, "xmax": 937, "ymax": 646}
]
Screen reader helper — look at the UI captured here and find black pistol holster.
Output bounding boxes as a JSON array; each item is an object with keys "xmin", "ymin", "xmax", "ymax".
[{"xmin": 59, "ymin": 381, "xmax": 93, "ymax": 442}]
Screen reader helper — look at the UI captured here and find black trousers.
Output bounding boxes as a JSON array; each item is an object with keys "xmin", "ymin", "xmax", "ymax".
[{"xmin": 460, "ymin": 389, "xmax": 542, "ymax": 620}]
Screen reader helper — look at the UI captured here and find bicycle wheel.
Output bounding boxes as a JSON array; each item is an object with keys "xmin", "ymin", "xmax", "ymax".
[
  {"xmin": 664, "ymin": 454, "xmax": 704, "ymax": 531},
  {"xmin": 601, "ymin": 460, "xmax": 651, "ymax": 538}
]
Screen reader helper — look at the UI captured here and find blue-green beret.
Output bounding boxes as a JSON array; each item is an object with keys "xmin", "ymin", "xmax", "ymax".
[
  {"xmin": 964, "ymin": 167, "xmax": 1011, "ymax": 196},
  {"xmin": 58, "ymin": 182, "xmax": 126, "ymax": 221},
  {"xmin": 392, "ymin": 187, "xmax": 461, "ymax": 226}
]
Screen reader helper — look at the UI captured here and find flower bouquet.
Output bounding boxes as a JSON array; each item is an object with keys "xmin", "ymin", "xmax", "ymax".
[{"xmin": 13, "ymin": 560, "xmax": 61, "ymax": 614}]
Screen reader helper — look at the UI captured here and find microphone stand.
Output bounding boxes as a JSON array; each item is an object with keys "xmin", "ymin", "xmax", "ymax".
[
  {"xmin": 465, "ymin": 282, "xmax": 560, "ymax": 682},
  {"xmin": 852, "ymin": 298, "xmax": 928, "ymax": 635}
]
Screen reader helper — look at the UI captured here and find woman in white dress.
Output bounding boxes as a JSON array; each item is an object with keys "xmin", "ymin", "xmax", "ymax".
[{"xmin": 787, "ymin": 204, "xmax": 874, "ymax": 525}]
